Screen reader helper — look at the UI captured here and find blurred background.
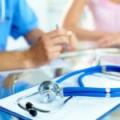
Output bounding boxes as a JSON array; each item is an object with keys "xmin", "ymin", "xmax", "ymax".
[
  {"xmin": 5, "ymin": 0, "xmax": 120, "ymax": 86},
  {"xmin": 6, "ymin": 0, "xmax": 94, "ymax": 51},
  {"xmin": 5, "ymin": 0, "xmax": 97, "ymax": 85}
]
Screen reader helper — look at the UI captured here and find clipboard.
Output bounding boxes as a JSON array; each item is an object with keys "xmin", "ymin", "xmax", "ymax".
[{"xmin": 1, "ymin": 74, "xmax": 120, "ymax": 120}]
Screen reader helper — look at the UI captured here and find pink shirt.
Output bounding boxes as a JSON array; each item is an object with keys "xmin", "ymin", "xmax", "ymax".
[{"xmin": 88, "ymin": 0, "xmax": 120, "ymax": 32}]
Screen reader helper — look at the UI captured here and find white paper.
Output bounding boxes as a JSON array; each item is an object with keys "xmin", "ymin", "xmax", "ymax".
[{"xmin": 0, "ymin": 74, "xmax": 120, "ymax": 120}]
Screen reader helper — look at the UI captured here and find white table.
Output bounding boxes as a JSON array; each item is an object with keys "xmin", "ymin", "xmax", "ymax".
[
  {"xmin": 1, "ymin": 73, "xmax": 120, "ymax": 120},
  {"xmin": 1, "ymin": 49, "xmax": 120, "ymax": 120}
]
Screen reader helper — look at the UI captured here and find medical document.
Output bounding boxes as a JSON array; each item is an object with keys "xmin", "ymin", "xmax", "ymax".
[{"xmin": 0, "ymin": 74, "xmax": 120, "ymax": 120}]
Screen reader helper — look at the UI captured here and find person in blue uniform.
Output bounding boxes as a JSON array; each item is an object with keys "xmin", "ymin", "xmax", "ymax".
[{"xmin": 0, "ymin": 0, "xmax": 77, "ymax": 119}]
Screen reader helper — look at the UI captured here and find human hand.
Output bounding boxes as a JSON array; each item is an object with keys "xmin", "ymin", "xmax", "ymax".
[
  {"xmin": 64, "ymin": 31, "xmax": 78, "ymax": 51},
  {"xmin": 25, "ymin": 29, "xmax": 77, "ymax": 68},
  {"xmin": 97, "ymin": 33, "xmax": 120, "ymax": 48}
]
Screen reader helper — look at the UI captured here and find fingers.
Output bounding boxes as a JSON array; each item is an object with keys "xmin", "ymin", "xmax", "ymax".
[
  {"xmin": 38, "ymin": 29, "xmax": 76, "ymax": 54},
  {"xmin": 43, "ymin": 33, "xmax": 70, "ymax": 53},
  {"xmin": 48, "ymin": 52, "xmax": 61, "ymax": 61},
  {"xmin": 29, "ymin": 29, "xmax": 78, "ymax": 67},
  {"xmin": 46, "ymin": 28, "xmax": 78, "ymax": 50},
  {"xmin": 97, "ymin": 36, "xmax": 114, "ymax": 48},
  {"xmin": 51, "ymin": 36, "xmax": 69, "ymax": 45},
  {"xmin": 47, "ymin": 29, "xmax": 67, "ymax": 38},
  {"xmin": 98, "ymin": 33, "xmax": 120, "ymax": 48},
  {"xmin": 67, "ymin": 31, "xmax": 78, "ymax": 50},
  {"xmin": 50, "ymin": 31, "xmax": 77, "ymax": 52},
  {"xmin": 47, "ymin": 45, "xmax": 63, "ymax": 53}
]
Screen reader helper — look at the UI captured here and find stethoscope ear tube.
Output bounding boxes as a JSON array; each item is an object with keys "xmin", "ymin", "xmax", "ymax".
[
  {"xmin": 18, "ymin": 102, "xmax": 50, "ymax": 117},
  {"xmin": 57, "ymin": 65, "xmax": 120, "ymax": 97},
  {"xmin": 17, "ymin": 92, "xmax": 50, "ymax": 117},
  {"xmin": 56, "ymin": 65, "xmax": 120, "ymax": 84}
]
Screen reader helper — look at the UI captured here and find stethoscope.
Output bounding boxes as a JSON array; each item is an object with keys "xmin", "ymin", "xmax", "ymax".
[
  {"xmin": 0, "ymin": 0, "xmax": 5, "ymax": 22},
  {"xmin": 17, "ymin": 65, "xmax": 120, "ymax": 117}
]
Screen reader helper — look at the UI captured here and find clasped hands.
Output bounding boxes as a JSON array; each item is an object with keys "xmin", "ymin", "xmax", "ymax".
[
  {"xmin": 24, "ymin": 29, "xmax": 78, "ymax": 68},
  {"xmin": 4, "ymin": 29, "xmax": 78, "ymax": 89}
]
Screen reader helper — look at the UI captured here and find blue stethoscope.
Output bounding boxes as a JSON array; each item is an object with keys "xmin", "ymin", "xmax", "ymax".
[
  {"xmin": 17, "ymin": 65, "xmax": 120, "ymax": 117},
  {"xmin": 57, "ymin": 65, "xmax": 120, "ymax": 97}
]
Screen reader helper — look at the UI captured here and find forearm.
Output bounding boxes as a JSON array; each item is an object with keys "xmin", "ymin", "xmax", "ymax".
[
  {"xmin": 24, "ymin": 28, "xmax": 45, "ymax": 44},
  {"xmin": 63, "ymin": 0, "xmax": 105, "ymax": 41},
  {"xmin": 0, "ymin": 51, "xmax": 30, "ymax": 71},
  {"xmin": 64, "ymin": 25, "xmax": 105, "ymax": 41}
]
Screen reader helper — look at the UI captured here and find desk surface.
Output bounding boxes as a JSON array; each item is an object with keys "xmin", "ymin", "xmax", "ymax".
[
  {"xmin": 0, "ymin": 49, "xmax": 120, "ymax": 120},
  {"xmin": 1, "ymin": 74, "xmax": 120, "ymax": 120},
  {"xmin": 101, "ymin": 106, "xmax": 120, "ymax": 120}
]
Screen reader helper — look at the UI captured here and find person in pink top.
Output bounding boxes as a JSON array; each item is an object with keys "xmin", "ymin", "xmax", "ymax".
[{"xmin": 63, "ymin": 0, "xmax": 120, "ymax": 48}]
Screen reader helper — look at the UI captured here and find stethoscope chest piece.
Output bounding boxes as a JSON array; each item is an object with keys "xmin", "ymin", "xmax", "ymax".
[{"xmin": 38, "ymin": 81, "xmax": 63, "ymax": 103}]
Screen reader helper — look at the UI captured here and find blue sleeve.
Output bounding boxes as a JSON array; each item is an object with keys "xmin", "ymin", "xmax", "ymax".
[{"xmin": 10, "ymin": 0, "xmax": 38, "ymax": 39}]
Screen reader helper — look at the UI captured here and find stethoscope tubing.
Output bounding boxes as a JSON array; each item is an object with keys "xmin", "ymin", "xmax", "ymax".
[
  {"xmin": 56, "ymin": 65, "xmax": 111, "ymax": 84},
  {"xmin": 17, "ymin": 92, "xmax": 50, "ymax": 113},
  {"xmin": 63, "ymin": 87, "xmax": 120, "ymax": 97},
  {"xmin": 56, "ymin": 65, "xmax": 120, "ymax": 97},
  {"xmin": 64, "ymin": 92, "xmax": 120, "ymax": 97}
]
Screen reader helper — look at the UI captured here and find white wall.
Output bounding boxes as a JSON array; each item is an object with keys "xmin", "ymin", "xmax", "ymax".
[
  {"xmin": 28, "ymin": 0, "xmax": 49, "ymax": 31},
  {"xmin": 47, "ymin": 0, "xmax": 72, "ymax": 30}
]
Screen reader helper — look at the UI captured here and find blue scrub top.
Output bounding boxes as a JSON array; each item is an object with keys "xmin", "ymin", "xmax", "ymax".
[
  {"xmin": 0, "ymin": 0, "xmax": 38, "ymax": 51},
  {"xmin": 0, "ymin": 0, "xmax": 38, "ymax": 97},
  {"xmin": 0, "ymin": 1, "xmax": 38, "ymax": 119}
]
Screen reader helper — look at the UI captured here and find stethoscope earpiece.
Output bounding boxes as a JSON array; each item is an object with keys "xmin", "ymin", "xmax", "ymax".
[
  {"xmin": 28, "ymin": 108, "xmax": 37, "ymax": 117},
  {"xmin": 26, "ymin": 102, "xmax": 37, "ymax": 117},
  {"xmin": 26, "ymin": 102, "xmax": 33, "ymax": 109}
]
